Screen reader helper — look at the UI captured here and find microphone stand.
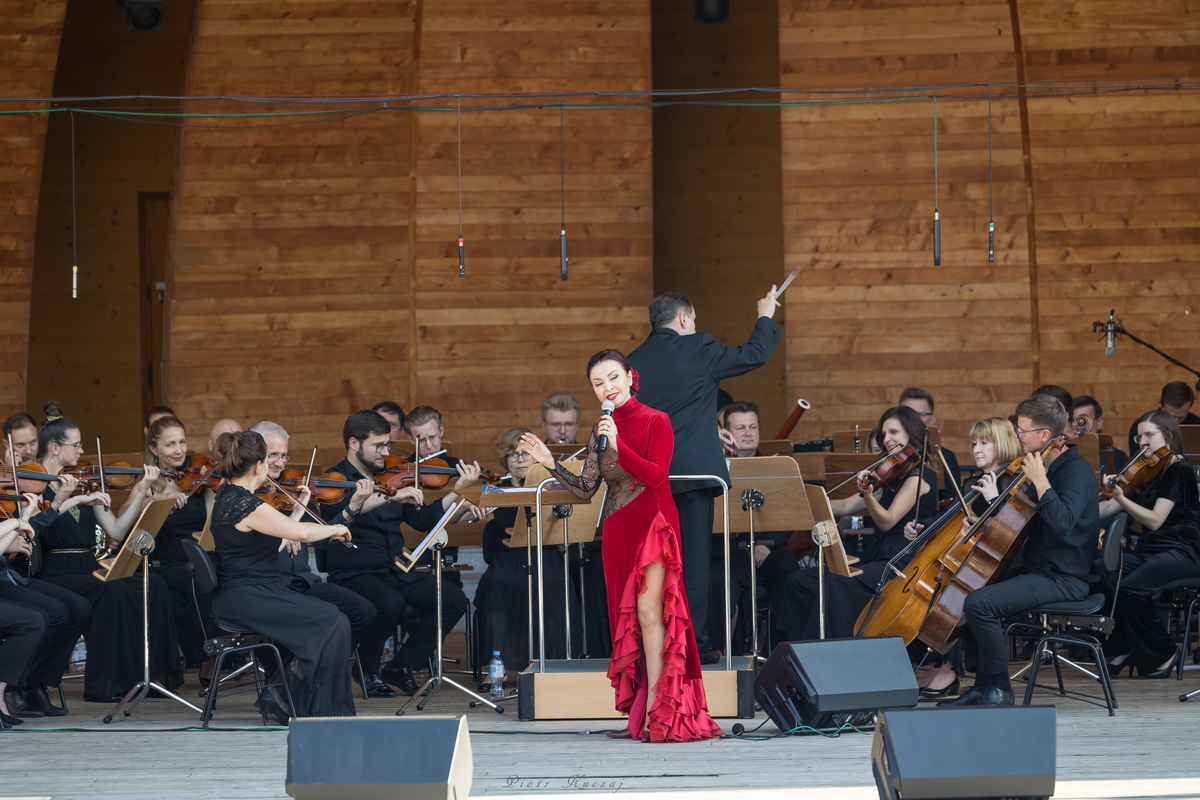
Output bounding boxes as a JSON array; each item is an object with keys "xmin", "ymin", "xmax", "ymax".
[{"xmin": 1094, "ymin": 317, "xmax": 1200, "ymax": 391}]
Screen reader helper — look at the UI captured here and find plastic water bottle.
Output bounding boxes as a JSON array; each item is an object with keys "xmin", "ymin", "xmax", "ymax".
[{"xmin": 488, "ymin": 651, "xmax": 505, "ymax": 700}]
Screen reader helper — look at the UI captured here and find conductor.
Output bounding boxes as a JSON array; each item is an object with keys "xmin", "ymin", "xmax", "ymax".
[{"xmin": 628, "ymin": 289, "xmax": 783, "ymax": 661}]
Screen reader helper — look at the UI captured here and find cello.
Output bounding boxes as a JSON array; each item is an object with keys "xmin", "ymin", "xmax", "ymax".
[{"xmin": 915, "ymin": 430, "xmax": 1077, "ymax": 654}]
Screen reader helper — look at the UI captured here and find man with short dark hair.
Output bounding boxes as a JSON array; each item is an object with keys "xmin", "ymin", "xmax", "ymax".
[
  {"xmin": 629, "ymin": 288, "xmax": 782, "ymax": 661},
  {"xmin": 939, "ymin": 393, "xmax": 1099, "ymax": 707},
  {"xmin": 898, "ymin": 387, "xmax": 961, "ymax": 502},
  {"xmin": 371, "ymin": 401, "xmax": 405, "ymax": 441},
  {"xmin": 1128, "ymin": 381, "xmax": 1200, "ymax": 454},
  {"xmin": 320, "ymin": 410, "xmax": 480, "ymax": 695},
  {"xmin": 1072, "ymin": 395, "xmax": 1128, "ymax": 472}
]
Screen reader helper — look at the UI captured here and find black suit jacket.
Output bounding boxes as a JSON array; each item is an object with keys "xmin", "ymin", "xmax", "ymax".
[{"xmin": 628, "ymin": 316, "xmax": 782, "ymax": 492}]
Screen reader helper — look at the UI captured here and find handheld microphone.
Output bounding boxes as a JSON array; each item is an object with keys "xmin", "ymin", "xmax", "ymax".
[
  {"xmin": 596, "ymin": 400, "xmax": 615, "ymax": 452},
  {"xmin": 1105, "ymin": 309, "xmax": 1115, "ymax": 357}
]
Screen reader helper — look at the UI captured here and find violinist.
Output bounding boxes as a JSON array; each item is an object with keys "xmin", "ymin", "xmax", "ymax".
[
  {"xmin": 208, "ymin": 431, "xmax": 355, "ymax": 721},
  {"xmin": 141, "ymin": 415, "xmax": 215, "ymax": 683},
  {"xmin": 898, "ymin": 388, "xmax": 962, "ymax": 502},
  {"xmin": 142, "ymin": 405, "xmax": 175, "ymax": 442},
  {"xmin": 248, "ymin": 421, "xmax": 382, "ymax": 696},
  {"xmin": 1097, "ymin": 411, "xmax": 1200, "ymax": 678},
  {"xmin": 770, "ymin": 407, "xmax": 936, "ymax": 642},
  {"xmin": 3, "ymin": 412, "xmax": 40, "ymax": 465},
  {"xmin": 475, "ymin": 428, "xmax": 578, "ymax": 670},
  {"xmin": 939, "ymin": 393, "xmax": 1099, "ymax": 708},
  {"xmin": 0, "ymin": 493, "xmax": 91, "ymax": 720},
  {"xmin": 31, "ymin": 402, "xmax": 184, "ymax": 703},
  {"xmin": 207, "ymin": 418, "xmax": 242, "ymax": 457},
  {"xmin": 540, "ymin": 393, "xmax": 582, "ymax": 444},
  {"xmin": 371, "ymin": 401, "xmax": 406, "ymax": 441},
  {"xmin": 320, "ymin": 410, "xmax": 478, "ymax": 696},
  {"xmin": 1127, "ymin": 381, "xmax": 1200, "ymax": 455},
  {"xmin": 903, "ymin": 417, "xmax": 1021, "ymax": 698}
]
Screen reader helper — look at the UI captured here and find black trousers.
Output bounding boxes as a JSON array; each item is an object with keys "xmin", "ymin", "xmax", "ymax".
[
  {"xmin": 296, "ymin": 579, "xmax": 377, "ymax": 641},
  {"xmin": 337, "ymin": 572, "xmax": 467, "ymax": 673},
  {"xmin": 1099, "ymin": 547, "xmax": 1200, "ymax": 675},
  {"xmin": 0, "ymin": 599, "xmax": 46, "ymax": 687},
  {"xmin": 0, "ymin": 580, "xmax": 91, "ymax": 688},
  {"xmin": 962, "ymin": 569, "xmax": 1085, "ymax": 682},
  {"xmin": 674, "ymin": 487, "xmax": 715, "ymax": 650}
]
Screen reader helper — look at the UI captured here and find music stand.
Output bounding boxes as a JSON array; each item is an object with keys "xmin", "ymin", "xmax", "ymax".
[
  {"xmin": 395, "ymin": 502, "xmax": 504, "ymax": 715},
  {"xmin": 714, "ymin": 457, "xmax": 815, "ymax": 659},
  {"xmin": 105, "ymin": 498, "xmax": 203, "ymax": 723}
]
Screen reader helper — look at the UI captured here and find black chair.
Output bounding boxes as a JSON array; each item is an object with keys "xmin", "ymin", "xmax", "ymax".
[
  {"xmin": 181, "ymin": 538, "xmax": 295, "ymax": 727},
  {"xmin": 1005, "ymin": 514, "xmax": 1128, "ymax": 716},
  {"xmin": 1154, "ymin": 576, "xmax": 1200, "ymax": 679}
]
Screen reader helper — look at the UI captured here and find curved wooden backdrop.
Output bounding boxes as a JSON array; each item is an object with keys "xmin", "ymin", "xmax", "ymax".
[{"xmin": 779, "ymin": 0, "xmax": 1200, "ymax": 449}]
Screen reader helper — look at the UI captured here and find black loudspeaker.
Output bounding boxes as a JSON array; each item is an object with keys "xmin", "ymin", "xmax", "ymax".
[
  {"xmin": 872, "ymin": 706, "xmax": 1056, "ymax": 800},
  {"xmin": 285, "ymin": 716, "xmax": 472, "ymax": 800},
  {"xmin": 752, "ymin": 637, "xmax": 918, "ymax": 731}
]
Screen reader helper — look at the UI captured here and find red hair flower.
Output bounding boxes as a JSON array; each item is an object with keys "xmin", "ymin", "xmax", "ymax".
[{"xmin": 630, "ymin": 368, "xmax": 641, "ymax": 393}]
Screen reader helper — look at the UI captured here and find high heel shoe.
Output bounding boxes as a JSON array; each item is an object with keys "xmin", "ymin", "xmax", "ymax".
[
  {"xmin": 1104, "ymin": 657, "xmax": 1133, "ymax": 678},
  {"xmin": 1143, "ymin": 650, "xmax": 1181, "ymax": 679},
  {"xmin": 918, "ymin": 678, "xmax": 960, "ymax": 699},
  {"xmin": 0, "ymin": 711, "xmax": 24, "ymax": 727}
]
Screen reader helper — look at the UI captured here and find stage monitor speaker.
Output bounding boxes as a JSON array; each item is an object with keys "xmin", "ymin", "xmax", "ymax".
[
  {"xmin": 872, "ymin": 706, "xmax": 1056, "ymax": 800},
  {"xmin": 753, "ymin": 637, "xmax": 918, "ymax": 731},
  {"xmin": 285, "ymin": 715, "xmax": 472, "ymax": 800}
]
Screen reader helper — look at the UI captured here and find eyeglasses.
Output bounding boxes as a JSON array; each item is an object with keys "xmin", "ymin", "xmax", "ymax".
[
  {"xmin": 1013, "ymin": 425, "xmax": 1050, "ymax": 437},
  {"xmin": 58, "ymin": 442, "xmax": 85, "ymax": 450},
  {"xmin": 507, "ymin": 451, "xmax": 533, "ymax": 463},
  {"xmin": 267, "ymin": 453, "xmax": 291, "ymax": 462},
  {"xmin": 371, "ymin": 443, "xmax": 392, "ymax": 454},
  {"xmin": 1136, "ymin": 431, "xmax": 1163, "ymax": 441}
]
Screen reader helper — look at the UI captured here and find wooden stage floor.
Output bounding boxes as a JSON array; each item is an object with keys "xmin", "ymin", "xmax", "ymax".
[{"xmin": 2, "ymin": 650, "xmax": 1199, "ymax": 800}]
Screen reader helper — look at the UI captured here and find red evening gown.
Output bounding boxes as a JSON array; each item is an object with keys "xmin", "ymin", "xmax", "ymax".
[{"xmin": 552, "ymin": 397, "xmax": 722, "ymax": 742}]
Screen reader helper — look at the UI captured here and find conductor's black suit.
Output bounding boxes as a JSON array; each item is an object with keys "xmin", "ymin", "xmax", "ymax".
[{"xmin": 628, "ymin": 315, "xmax": 782, "ymax": 651}]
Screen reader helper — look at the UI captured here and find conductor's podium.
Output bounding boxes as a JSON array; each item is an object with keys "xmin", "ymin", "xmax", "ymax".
[{"xmin": 516, "ymin": 657, "xmax": 756, "ymax": 721}]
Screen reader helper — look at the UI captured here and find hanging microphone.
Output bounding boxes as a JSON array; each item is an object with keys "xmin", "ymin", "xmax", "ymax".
[
  {"xmin": 932, "ymin": 210, "xmax": 941, "ymax": 266},
  {"xmin": 458, "ymin": 236, "xmax": 465, "ymax": 278},
  {"xmin": 988, "ymin": 221, "xmax": 995, "ymax": 263},
  {"xmin": 1105, "ymin": 308, "xmax": 1115, "ymax": 357},
  {"xmin": 596, "ymin": 400, "xmax": 615, "ymax": 452},
  {"xmin": 560, "ymin": 227, "xmax": 568, "ymax": 281}
]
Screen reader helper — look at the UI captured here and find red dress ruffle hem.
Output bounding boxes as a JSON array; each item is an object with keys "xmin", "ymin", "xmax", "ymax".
[{"xmin": 606, "ymin": 511, "xmax": 723, "ymax": 743}]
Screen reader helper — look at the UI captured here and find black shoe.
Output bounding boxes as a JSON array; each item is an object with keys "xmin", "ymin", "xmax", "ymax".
[
  {"xmin": 255, "ymin": 690, "xmax": 291, "ymax": 726},
  {"xmin": 919, "ymin": 678, "xmax": 960, "ymax": 699},
  {"xmin": 380, "ymin": 663, "xmax": 419, "ymax": 696},
  {"xmin": 0, "ymin": 711, "xmax": 23, "ymax": 726},
  {"xmin": 974, "ymin": 686, "xmax": 1015, "ymax": 706},
  {"xmin": 22, "ymin": 687, "xmax": 67, "ymax": 717},
  {"xmin": 6, "ymin": 692, "xmax": 44, "ymax": 719},
  {"xmin": 364, "ymin": 674, "xmax": 397, "ymax": 698},
  {"xmin": 937, "ymin": 686, "xmax": 985, "ymax": 707},
  {"xmin": 1144, "ymin": 650, "xmax": 1181, "ymax": 679},
  {"xmin": 698, "ymin": 648, "xmax": 721, "ymax": 666}
]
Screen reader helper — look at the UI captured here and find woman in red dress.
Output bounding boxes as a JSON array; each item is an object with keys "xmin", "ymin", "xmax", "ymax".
[{"xmin": 520, "ymin": 349, "xmax": 723, "ymax": 743}]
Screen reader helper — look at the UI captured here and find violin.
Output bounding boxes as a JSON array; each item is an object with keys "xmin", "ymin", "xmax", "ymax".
[
  {"xmin": 374, "ymin": 456, "xmax": 502, "ymax": 491},
  {"xmin": 0, "ymin": 463, "xmax": 67, "ymax": 495},
  {"xmin": 0, "ymin": 491, "xmax": 51, "ymax": 516},
  {"xmin": 255, "ymin": 485, "xmax": 296, "ymax": 512},
  {"xmin": 286, "ymin": 468, "xmax": 399, "ymax": 506},
  {"xmin": 64, "ymin": 461, "xmax": 170, "ymax": 492},
  {"xmin": 173, "ymin": 453, "xmax": 221, "ymax": 494},
  {"xmin": 857, "ymin": 444, "xmax": 920, "ymax": 493},
  {"xmin": 1101, "ymin": 445, "xmax": 1171, "ymax": 499}
]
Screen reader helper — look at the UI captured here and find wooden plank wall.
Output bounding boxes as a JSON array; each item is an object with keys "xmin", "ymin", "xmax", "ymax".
[
  {"xmin": 168, "ymin": 0, "xmax": 653, "ymax": 463},
  {"xmin": 25, "ymin": 0, "xmax": 194, "ymax": 451},
  {"xmin": 778, "ymin": 0, "xmax": 1200, "ymax": 453},
  {"xmin": 0, "ymin": 2, "xmax": 68, "ymax": 412},
  {"xmin": 651, "ymin": 0, "xmax": 788, "ymax": 426}
]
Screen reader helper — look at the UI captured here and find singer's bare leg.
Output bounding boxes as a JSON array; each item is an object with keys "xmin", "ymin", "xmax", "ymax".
[{"xmin": 637, "ymin": 561, "xmax": 666, "ymax": 734}]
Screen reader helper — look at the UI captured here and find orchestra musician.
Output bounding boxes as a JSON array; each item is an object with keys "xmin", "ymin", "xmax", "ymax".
[
  {"xmin": 1073, "ymin": 395, "xmax": 1127, "ymax": 473},
  {"xmin": 1127, "ymin": 381, "xmax": 1200, "ymax": 455},
  {"xmin": 520, "ymin": 349, "xmax": 723, "ymax": 742},
  {"xmin": 628, "ymin": 289, "xmax": 782, "ymax": 664},
  {"xmin": 770, "ymin": 406, "xmax": 936, "ymax": 643},
  {"xmin": 248, "ymin": 421, "xmax": 381, "ymax": 694},
  {"xmin": 903, "ymin": 417, "xmax": 1021, "ymax": 698},
  {"xmin": 1098, "ymin": 411, "xmax": 1200, "ymax": 678},
  {"xmin": 206, "ymin": 418, "xmax": 242, "ymax": 457},
  {"xmin": 540, "ymin": 393, "xmax": 582, "ymax": 444},
  {"xmin": 319, "ymin": 410, "xmax": 480, "ymax": 696},
  {"xmin": 371, "ymin": 401, "xmax": 405, "ymax": 441},
  {"xmin": 29, "ymin": 402, "xmax": 183, "ymax": 703},
  {"xmin": 475, "ymin": 427, "xmax": 578, "ymax": 671},
  {"xmin": 207, "ymin": 430, "xmax": 356, "ymax": 722},
  {"xmin": 141, "ymin": 415, "xmax": 215, "ymax": 682},
  {"xmin": 939, "ymin": 393, "xmax": 1099, "ymax": 707},
  {"xmin": 0, "ymin": 493, "xmax": 90, "ymax": 720}
]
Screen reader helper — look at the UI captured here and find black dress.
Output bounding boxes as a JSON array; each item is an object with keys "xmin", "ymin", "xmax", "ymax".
[
  {"xmin": 771, "ymin": 466, "xmax": 938, "ymax": 641},
  {"xmin": 36, "ymin": 498, "xmax": 183, "ymax": 702},
  {"xmin": 1100, "ymin": 459, "xmax": 1200, "ymax": 674},
  {"xmin": 209, "ymin": 483, "xmax": 354, "ymax": 717},
  {"xmin": 151, "ymin": 491, "xmax": 214, "ymax": 666},
  {"xmin": 474, "ymin": 483, "xmax": 579, "ymax": 670}
]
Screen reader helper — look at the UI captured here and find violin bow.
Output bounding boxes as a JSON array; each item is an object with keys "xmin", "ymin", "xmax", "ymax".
[
  {"xmin": 95, "ymin": 435, "xmax": 110, "ymax": 509},
  {"xmin": 264, "ymin": 474, "xmax": 356, "ymax": 549},
  {"xmin": 5, "ymin": 433, "xmax": 24, "ymax": 521},
  {"xmin": 937, "ymin": 444, "xmax": 969, "ymax": 512},
  {"xmin": 304, "ymin": 446, "xmax": 317, "ymax": 489}
]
